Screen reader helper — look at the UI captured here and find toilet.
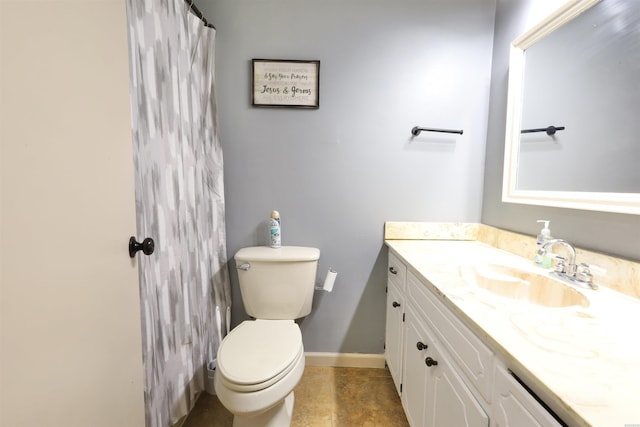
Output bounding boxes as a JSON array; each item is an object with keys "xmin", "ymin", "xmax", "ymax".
[{"xmin": 215, "ymin": 246, "xmax": 320, "ymax": 427}]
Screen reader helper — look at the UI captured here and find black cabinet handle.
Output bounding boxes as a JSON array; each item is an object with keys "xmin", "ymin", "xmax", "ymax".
[
  {"xmin": 389, "ymin": 267, "xmax": 398, "ymax": 275},
  {"xmin": 129, "ymin": 236, "xmax": 155, "ymax": 258},
  {"xmin": 392, "ymin": 301, "xmax": 401, "ymax": 308},
  {"xmin": 425, "ymin": 357, "xmax": 438, "ymax": 367},
  {"xmin": 416, "ymin": 341, "xmax": 428, "ymax": 351}
]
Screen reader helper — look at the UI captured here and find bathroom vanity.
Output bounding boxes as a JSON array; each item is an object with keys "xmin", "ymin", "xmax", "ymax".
[{"xmin": 384, "ymin": 223, "xmax": 640, "ymax": 427}]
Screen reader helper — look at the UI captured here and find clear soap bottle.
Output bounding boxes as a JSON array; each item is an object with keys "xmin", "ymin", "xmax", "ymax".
[{"xmin": 534, "ymin": 220, "xmax": 552, "ymax": 268}]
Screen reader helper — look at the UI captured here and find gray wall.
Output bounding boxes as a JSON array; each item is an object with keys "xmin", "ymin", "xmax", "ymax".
[
  {"xmin": 482, "ymin": 0, "xmax": 640, "ymax": 260},
  {"xmin": 198, "ymin": 0, "xmax": 496, "ymax": 353}
]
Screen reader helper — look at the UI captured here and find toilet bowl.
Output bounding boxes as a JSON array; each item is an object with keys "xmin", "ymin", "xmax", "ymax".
[
  {"xmin": 215, "ymin": 320, "xmax": 305, "ymax": 426},
  {"xmin": 215, "ymin": 246, "xmax": 320, "ymax": 427}
]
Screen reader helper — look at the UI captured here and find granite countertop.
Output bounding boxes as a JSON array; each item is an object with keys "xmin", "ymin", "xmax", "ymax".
[{"xmin": 386, "ymin": 239, "xmax": 640, "ymax": 427}]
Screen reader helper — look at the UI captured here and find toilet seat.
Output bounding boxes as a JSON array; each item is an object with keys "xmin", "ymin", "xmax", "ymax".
[{"xmin": 217, "ymin": 320, "xmax": 303, "ymax": 393}]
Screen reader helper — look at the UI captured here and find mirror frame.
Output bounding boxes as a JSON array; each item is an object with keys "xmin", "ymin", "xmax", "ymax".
[{"xmin": 502, "ymin": 0, "xmax": 640, "ymax": 215}]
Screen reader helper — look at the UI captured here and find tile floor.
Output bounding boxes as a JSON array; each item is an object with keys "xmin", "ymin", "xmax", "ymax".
[{"xmin": 182, "ymin": 366, "xmax": 409, "ymax": 427}]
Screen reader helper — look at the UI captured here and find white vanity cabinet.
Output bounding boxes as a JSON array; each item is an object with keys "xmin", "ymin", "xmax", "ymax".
[
  {"xmin": 403, "ymin": 303, "xmax": 489, "ymax": 427},
  {"xmin": 407, "ymin": 268, "xmax": 494, "ymax": 403},
  {"xmin": 492, "ymin": 365, "xmax": 563, "ymax": 427},
  {"xmin": 401, "ymin": 303, "xmax": 432, "ymax": 427},
  {"xmin": 385, "ymin": 250, "xmax": 565, "ymax": 427},
  {"xmin": 385, "ymin": 279, "xmax": 404, "ymax": 394},
  {"xmin": 402, "ymin": 272, "xmax": 489, "ymax": 427},
  {"xmin": 385, "ymin": 252, "xmax": 407, "ymax": 395}
]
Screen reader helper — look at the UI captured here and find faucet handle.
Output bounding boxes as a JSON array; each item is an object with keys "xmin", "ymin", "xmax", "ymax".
[
  {"xmin": 551, "ymin": 255, "xmax": 567, "ymax": 273},
  {"xmin": 576, "ymin": 262, "xmax": 606, "ymax": 275},
  {"xmin": 583, "ymin": 263, "xmax": 605, "ymax": 273},
  {"xmin": 575, "ymin": 263, "xmax": 605, "ymax": 287}
]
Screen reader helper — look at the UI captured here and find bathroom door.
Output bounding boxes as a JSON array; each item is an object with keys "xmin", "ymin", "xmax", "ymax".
[{"xmin": 0, "ymin": 1, "xmax": 145, "ymax": 426}]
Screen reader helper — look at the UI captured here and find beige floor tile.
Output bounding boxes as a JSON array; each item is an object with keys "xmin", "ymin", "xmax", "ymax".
[
  {"xmin": 291, "ymin": 368, "xmax": 333, "ymax": 427},
  {"xmin": 332, "ymin": 367, "xmax": 391, "ymax": 378},
  {"xmin": 332, "ymin": 375, "xmax": 408, "ymax": 427},
  {"xmin": 182, "ymin": 367, "xmax": 408, "ymax": 427},
  {"xmin": 301, "ymin": 366, "xmax": 334, "ymax": 377}
]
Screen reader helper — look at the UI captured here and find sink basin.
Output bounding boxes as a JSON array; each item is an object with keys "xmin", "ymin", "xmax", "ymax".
[{"xmin": 466, "ymin": 264, "xmax": 589, "ymax": 308}]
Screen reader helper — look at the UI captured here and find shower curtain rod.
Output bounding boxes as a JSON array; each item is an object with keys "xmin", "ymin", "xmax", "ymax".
[{"xmin": 186, "ymin": 0, "xmax": 215, "ymax": 29}]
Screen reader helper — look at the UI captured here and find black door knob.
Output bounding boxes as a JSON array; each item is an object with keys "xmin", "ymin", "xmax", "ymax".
[
  {"xmin": 425, "ymin": 357, "xmax": 438, "ymax": 367},
  {"xmin": 129, "ymin": 236, "xmax": 155, "ymax": 258},
  {"xmin": 416, "ymin": 341, "xmax": 428, "ymax": 351},
  {"xmin": 392, "ymin": 301, "xmax": 401, "ymax": 308}
]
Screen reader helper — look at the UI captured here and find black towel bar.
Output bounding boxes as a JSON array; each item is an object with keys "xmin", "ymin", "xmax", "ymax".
[
  {"xmin": 411, "ymin": 126, "xmax": 463, "ymax": 136},
  {"xmin": 521, "ymin": 126, "xmax": 565, "ymax": 136}
]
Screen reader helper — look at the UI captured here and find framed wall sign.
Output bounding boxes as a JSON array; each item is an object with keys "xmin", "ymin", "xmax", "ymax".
[{"xmin": 252, "ymin": 59, "xmax": 320, "ymax": 108}]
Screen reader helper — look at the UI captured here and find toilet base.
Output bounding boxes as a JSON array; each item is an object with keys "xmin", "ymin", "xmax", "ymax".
[{"xmin": 232, "ymin": 392, "xmax": 295, "ymax": 427}]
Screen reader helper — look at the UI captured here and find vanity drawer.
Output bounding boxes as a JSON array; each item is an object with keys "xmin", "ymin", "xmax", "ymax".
[
  {"xmin": 493, "ymin": 365, "xmax": 563, "ymax": 427},
  {"xmin": 407, "ymin": 271, "xmax": 493, "ymax": 402},
  {"xmin": 388, "ymin": 251, "xmax": 406, "ymax": 292}
]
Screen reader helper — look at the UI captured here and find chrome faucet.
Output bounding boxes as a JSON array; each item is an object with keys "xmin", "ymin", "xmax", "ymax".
[
  {"xmin": 538, "ymin": 239, "xmax": 577, "ymax": 275},
  {"xmin": 537, "ymin": 239, "xmax": 601, "ymax": 289}
]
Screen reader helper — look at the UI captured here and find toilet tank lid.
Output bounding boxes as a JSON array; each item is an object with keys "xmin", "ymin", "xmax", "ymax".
[{"xmin": 235, "ymin": 246, "xmax": 320, "ymax": 262}]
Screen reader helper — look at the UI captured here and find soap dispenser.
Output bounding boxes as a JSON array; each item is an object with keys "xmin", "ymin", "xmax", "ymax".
[{"xmin": 534, "ymin": 220, "xmax": 553, "ymax": 268}]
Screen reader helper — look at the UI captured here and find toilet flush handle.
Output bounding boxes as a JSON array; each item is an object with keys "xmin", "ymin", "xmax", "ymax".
[{"xmin": 237, "ymin": 263, "xmax": 251, "ymax": 271}]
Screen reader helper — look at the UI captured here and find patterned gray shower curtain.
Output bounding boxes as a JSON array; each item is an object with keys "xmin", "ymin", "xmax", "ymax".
[{"xmin": 126, "ymin": 1, "xmax": 231, "ymax": 426}]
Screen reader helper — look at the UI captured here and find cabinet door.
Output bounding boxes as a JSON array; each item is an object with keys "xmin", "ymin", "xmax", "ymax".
[
  {"xmin": 388, "ymin": 251, "xmax": 407, "ymax": 291},
  {"xmin": 426, "ymin": 346, "xmax": 489, "ymax": 427},
  {"xmin": 492, "ymin": 366, "xmax": 563, "ymax": 427},
  {"xmin": 408, "ymin": 270, "xmax": 493, "ymax": 402},
  {"xmin": 385, "ymin": 280, "xmax": 404, "ymax": 395},
  {"xmin": 402, "ymin": 306, "xmax": 432, "ymax": 427}
]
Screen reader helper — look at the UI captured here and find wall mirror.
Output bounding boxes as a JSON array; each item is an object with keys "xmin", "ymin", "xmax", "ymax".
[{"xmin": 502, "ymin": 0, "xmax": 640, "ymax": 215}]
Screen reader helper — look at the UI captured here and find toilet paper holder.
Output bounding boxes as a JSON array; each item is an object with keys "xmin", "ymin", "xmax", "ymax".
[{"xmin": 316, "ymin": 268, "xmax": 337, "ymax": 292}]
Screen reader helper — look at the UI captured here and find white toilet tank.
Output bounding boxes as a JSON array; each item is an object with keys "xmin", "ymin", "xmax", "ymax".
[{"xmin": 234, "ymin": 246, "xmax": 320, "ymax": 320}]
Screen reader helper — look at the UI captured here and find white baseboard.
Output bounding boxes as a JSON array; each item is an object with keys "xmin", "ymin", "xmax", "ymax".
[{"xmin": 305, "ymin": 352, "xmax": 386, "ymax": 369}]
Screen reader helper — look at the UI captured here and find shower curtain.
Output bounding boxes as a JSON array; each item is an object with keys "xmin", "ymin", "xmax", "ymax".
[{"xmin": 126, "ymin": 1, "xmax": 231, "ymax": 426}]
